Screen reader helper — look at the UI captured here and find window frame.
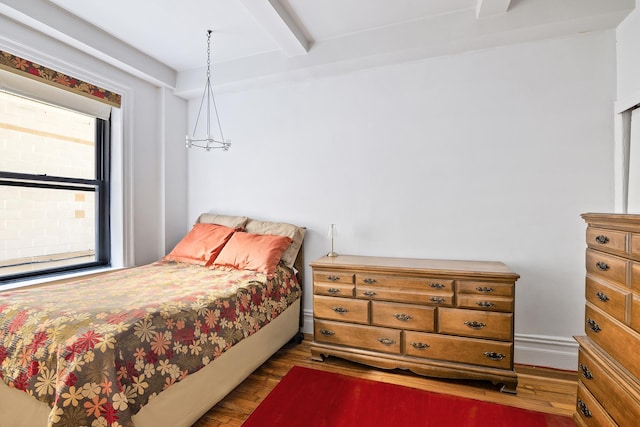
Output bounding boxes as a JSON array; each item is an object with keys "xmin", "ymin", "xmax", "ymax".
[{"xmin": 0, "ymin": 116, "xmax": 111, "ymax": 283}]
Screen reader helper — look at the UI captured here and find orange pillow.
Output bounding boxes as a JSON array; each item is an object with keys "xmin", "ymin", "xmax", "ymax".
[
  {"xmin": 212, "ymin": 232, "xmax": 292, "ymax": 275},
  {"xmin": 165, "ymin": 223, "xmax": 237, "ymax": 266}
]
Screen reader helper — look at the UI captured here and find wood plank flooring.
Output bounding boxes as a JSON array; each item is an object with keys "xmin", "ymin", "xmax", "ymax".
[{"xmin": 192, "ymin": 335, "xmax": 578, "ymax": 427}]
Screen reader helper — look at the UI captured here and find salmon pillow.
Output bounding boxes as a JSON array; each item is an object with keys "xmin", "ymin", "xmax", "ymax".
[
  {"xmin": 212, "ymin": 232, "xmax": 292, "ymax": 275},
  {"xmin": 165, "ymin": 223, "xmax": 237, "ymax": 266}
]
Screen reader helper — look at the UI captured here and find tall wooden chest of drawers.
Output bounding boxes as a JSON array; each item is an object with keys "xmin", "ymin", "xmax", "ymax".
[
  {"xmin": 310, "ymin": 255, "xmax": 520, "ymax": 393},
  {"xmin": 575, "ymin": 213, "xmax": 640, "ymax": 426}
]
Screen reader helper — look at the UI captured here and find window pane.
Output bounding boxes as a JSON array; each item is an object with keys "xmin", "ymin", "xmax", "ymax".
[
  {"xmin": 0, "ymin": 91, "xmax": 95, "ymax": 179},
  {"xmin": 0, "ymin": 186, "xmax": 96, "ymax": 278}
]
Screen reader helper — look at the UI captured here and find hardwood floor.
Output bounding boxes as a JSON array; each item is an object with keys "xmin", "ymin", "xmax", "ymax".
[{"xmin": 192, "ymin": 334, "xmax": 578, "ymax": 427}]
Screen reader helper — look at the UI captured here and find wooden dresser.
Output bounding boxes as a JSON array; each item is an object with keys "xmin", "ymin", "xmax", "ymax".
[
  {"xmin": 309, "ymin": 255, "xmax": 520, "ymax": 393},
  {"xmin": 575, "ymin": 213, "xmax": 640, "ymax": 426}
]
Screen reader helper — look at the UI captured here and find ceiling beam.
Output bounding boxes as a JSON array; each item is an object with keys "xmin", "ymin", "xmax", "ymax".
[
  {"xmin": 0, "ymin": 0, "xmax": 176, "ymax": 88},
  {"xmin": 239, "ymin": 0, "xmax": 309, "ymax": 56},
  {"xmin": 476, "ymin": 0, "xmax": 512, "ymax": 19}
]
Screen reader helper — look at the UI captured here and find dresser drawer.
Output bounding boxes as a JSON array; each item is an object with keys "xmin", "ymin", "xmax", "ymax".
[
  {"xmin": 314, "ymin": 319, "xmax": 401, "ymax": 354},
  {"xmin": 586, "ymin": 249, "xmax": 629, "ymax": 286},
  {"xmin": 313, "ymin": 296, "xmax": 369, "ymax": 324},
  {"xmin": 438, "ymin": 308, "xmax": 513, "ymax": 341},
  {"xmin": 585, "ymin": 277, "xmax": 629, "ymax": 324},
  {"xmin": 456, "ymin": 281, "xmax": 514, "ymax": 297},
  {"xmin": 356, "ymin": 273, "xmax": 454, "ymax": 292},
  {"xmin": 585, "ymin": 303, "xmax": 640, "ymax": 380},
  {"xmin": 371, "ymin": 301, "xmax": 435, "ymax": 332},
  {"xmin": 633, "ymin": 262, "xmax": 640, "ymax": 292},
  {"xmin": 632, "ymin": 233, "xmax": 640, "ymax": 259},
  {"xmin": 578, "ymin": 347, "xmax": 640, "ymax": 427},
  {"xmin": 356, "ymin": 284, "xmax": 453, "ymax": 306},
  {"xmin": 456, "ymin": 294, "xmax": 513, "ymax": 313},
  {"xmin": 404, "ymin": 331, "xmax": 512, "ymax": 369},
  {"xmin": 629, "ymin": 293, "xmax": 640, "ymax": 334},
  {"xmin": 575, "ymin": 382, "xmax": 617, "ymax": 427},
  {"xmin": 586, "ymin": 226, "xmax": 628, "ymax": 256},
  {"xmin": 314, "ymin": 282, "xmax": 354, "ymax": 298},
  {"xmin": 313, "ymin": 270, "xmax": 354, "ymax": 285}
]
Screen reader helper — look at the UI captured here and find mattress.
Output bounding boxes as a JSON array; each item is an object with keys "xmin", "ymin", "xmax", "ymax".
[{"xmin": 0, "ymin": 260, "xmax": 301, "ymax": 427}]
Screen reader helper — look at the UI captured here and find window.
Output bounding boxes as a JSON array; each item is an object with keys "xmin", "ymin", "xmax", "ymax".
[{"xmin": 0, "ymin": 91, "xmax": 110, "ymax": 282}]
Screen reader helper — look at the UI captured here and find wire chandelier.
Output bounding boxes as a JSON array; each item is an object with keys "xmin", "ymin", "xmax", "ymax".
[{"xmin": 186, "ymin": 30, "xmax": 230, "ymax": 151}]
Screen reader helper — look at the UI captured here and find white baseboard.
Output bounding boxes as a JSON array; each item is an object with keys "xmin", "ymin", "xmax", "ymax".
[
  {"xmin": 301, "ymin": 309, "xmax": 314, "ymax": 334},
  {"xmin": 301, "ymin": 309, "xmax": 579, "ymax": 371},
  {"xmin": 514, "ymin": 333, "xmax": 578, "ymax": 371}
]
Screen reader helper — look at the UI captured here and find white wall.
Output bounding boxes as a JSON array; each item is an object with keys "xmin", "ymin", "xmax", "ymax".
[
  {"xmin": 0, "ymin": 14, "xmax": 187, "ymax": 268},
  {"xmin": 617, "ymin": 1, "xmax": 640, "ymax": 104},
  {"xmin": 188, "ymin": 31, "xmax": 617, "ymax": 369}
]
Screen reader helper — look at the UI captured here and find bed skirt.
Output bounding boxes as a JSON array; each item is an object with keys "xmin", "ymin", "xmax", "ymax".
[{"xmin": 0, "ymin": 298, "xmax": 301, "ymax": 427}]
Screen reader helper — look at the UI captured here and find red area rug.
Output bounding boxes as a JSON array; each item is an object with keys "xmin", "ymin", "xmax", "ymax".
[{"xmin": 242, "ymin": 366, "xmax": 574, "ymax": 427}]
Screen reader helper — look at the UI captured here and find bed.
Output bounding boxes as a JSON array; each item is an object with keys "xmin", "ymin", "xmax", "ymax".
[{"xmin": 0, "ymin": 214, "xmax": 305, "ymax": 427}]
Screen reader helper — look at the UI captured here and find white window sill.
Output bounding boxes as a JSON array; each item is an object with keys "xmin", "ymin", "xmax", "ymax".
[{"xmin": 0, "ymin": 266, "xmax": 122, "ymax": 291}]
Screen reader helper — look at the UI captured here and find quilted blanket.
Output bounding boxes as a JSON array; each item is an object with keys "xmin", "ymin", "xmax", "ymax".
[{"xmin": 0, "ymin": 260, "xmax": 301, "ymax": 427}]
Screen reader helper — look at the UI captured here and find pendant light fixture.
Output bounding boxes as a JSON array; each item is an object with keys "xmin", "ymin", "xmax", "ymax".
[{"xmin": 186, "ymin": 30, "xmax": 230, "ymax": 151}]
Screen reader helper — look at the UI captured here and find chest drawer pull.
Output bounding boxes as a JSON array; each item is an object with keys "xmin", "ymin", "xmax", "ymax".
[
  {"xmin": 476, "ymin": 286, "xmax": 494, "ymax": 293},
  {"xmin": 595, "ymin": 261, "xmax": 609, "ymax": 271},
  {"xmin": 319, "ymin": 329, "xmax": 334, "ymax": 336},
  {"xmin": 332, "ymin": 307, "xmax": 349, "ymax": 314},
  {"xmin": 327, "ymin": 288, "xmax": 340, "ymax": 294},
  {"xmin": 465, "ymin": 321, "xmax": 486, "ymax": 329},
  {"xmin": 579, "ymin": 363, "xmax": 594, "ymax": 380},
  {"xmin": 476, "ymin": 301, "xmax": 494, "ymax": 308},
  {"xmin": 595, "ymin": 235, "xmax": 610, "ymax": 245},
  {"xmin": 429, "ymin": 297, "xmax": 445, "ymax": 303},
  {"xmin": 327, "ymin": 275, "xmax": 340, "ymax": 281},
  {"xmin": 363, "ymin": 291, "xmax": 377, "ymax": 297},
  {"xmin": 363, "ymin": 278, "xmax": 377, "ymax": 284},
  {"xmin": 429, "ymin": 283, "xmax": 445, "ymax": 289},
  {"xmin": 586, "ymin": 318, "xmax": 601, "ymax": 333},
  {"xmin": 393, "ymin": 313, "xmax": 413, "ymax": 321},
  {"xmin": 483, "ymin": 352, "xmax": 506, "ymax": 361},
  {"xmin": 378, "ymin": 337, "xmax": 396, "ymax": 346},
  {"xmin": 595, "ymin": 291, "xmax": 609, "ymax": 302},
  {"xmin": 411, "ymin": 342, "xmax": 430, "ymax": 350},
  {"xmin": 577, "ymin": 399, "xmax": 592, "ymax": 418}
]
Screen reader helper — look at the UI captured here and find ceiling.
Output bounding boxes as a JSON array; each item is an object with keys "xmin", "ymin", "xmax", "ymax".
[
  {"xmin": 0, "ymin": 0, "xmax": 636, "ymax": 93},
  {"xmin": 44, "ymin": 0, "xmax": 483, "ymax": 71}
]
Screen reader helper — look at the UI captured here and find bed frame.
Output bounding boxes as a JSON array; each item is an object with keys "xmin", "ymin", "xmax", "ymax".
[{"xmin": 0, "ymin": 247, "xmax": 305, "ymax": 427}]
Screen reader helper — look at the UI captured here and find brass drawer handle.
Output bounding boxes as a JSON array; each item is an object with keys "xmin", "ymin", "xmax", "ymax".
[
  {"xmin": 483, "ymin": 351, "xmax": 506, "ymax": 361},
  {"xmin": 476, "ymin": 286, "xmax": 494, "ymax": 293},
  {"xmin": 586, "ymin": 318, "xmax": 601, "ymax": 333},
  {"xmin": 378, "ymin": 337, "xmax": 396, "ymax": 346},
  {"xmin": 476, "ymin": 301, "xmax": 494, "ymax": 308},
  {"xmin": 327, "ymin": 275, "xmax": 340, "ymax": 281},
  {"xmin": 595, "ymin": 291, "xmax": 609, "ymax": 302},
  {"xmin": 429, "ymin": 283, "xmax": 445, "ymax": 289},
  {"xmin": 465, "ymin": 320, "xmax": 486, "ymax": 329},
  {"xmin": 595, "ymin": 261, "xmax": 609, "ymax": 271},
  {"xmin": 577, "ymin": 399, "xmax": 592, "ymax": 418},
  {"xmin": 579, "ymin": 363, "xmax": 593, "ymax": 380},
  {"xmin": 411, "ymin": 342, "xmax": 430, "ymax": 350},
  {"xmin": 327, "ymin": 288, "xmax": 340, "ymax": 294},
  {"xmin": 319, "ymin": 329, "xmax": 334, "ymax": 336},
  {"xmin": 393, "ymin": 313, "xmax": 413, "ymax": 321},
  {"xmin": 595, "ymin": 235, "xmax": 609, "ymax": 245},
  {"xmin": 363, "ymin": 291, "xmax": 377, "ymax": 297},
  {"xmin": 429, "ymin": 297, "xmax": 445, "ymax": 303},
  {"xmin": 363, "ymin": 278, "xmax": 377, "ymax": 284},
  {"xmin": 332, "ymin": 307, "xmax": 349, "ymax": 314}
]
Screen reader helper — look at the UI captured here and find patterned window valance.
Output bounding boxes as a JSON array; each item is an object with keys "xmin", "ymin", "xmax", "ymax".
[{"xmin": 0, "ymin": 50, "xmax": 121, "ymax": 108}]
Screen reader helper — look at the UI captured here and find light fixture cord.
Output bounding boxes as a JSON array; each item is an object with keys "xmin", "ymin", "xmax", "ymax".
[
  {"xmin": 207, "ymin": 30, "xmax": 225, "ymax": 144},
  {"xmin": 190, "ymin": 30, "xmax": 226, "ymax": 148}
]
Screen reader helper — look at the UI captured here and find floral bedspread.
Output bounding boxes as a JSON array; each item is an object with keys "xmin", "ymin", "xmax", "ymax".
[{"xmin": 0, "ymin": 260, "xmax": 301, "ymax": 427}]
